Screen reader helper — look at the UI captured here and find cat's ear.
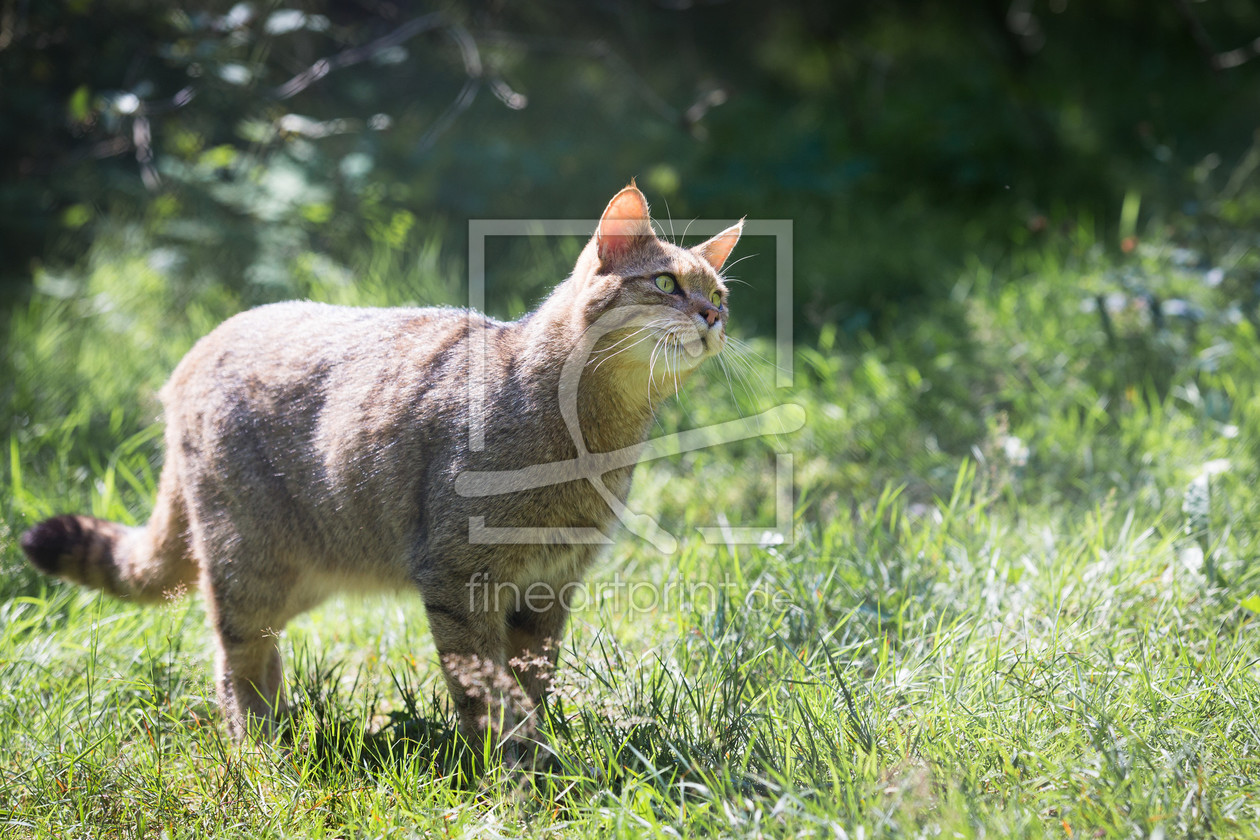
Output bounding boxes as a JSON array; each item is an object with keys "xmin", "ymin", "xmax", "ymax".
[
  {"xmin": 596, "ymin": 183, "xmax": 655, "ymax": 265},
  {"xmin": 692, "ymin": 219, "xmax": 744, "ymax": 272}
]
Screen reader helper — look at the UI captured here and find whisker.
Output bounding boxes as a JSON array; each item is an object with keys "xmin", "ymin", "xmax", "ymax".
[
  {"xmin": 671, "ymin": 338, "xmax": 682, "ymax": 400},
  {"xmin": 724, "ymin": 344, "xmax": 797, "ymax": 437},
  {"xmin": 719, "ymin": 253, "xmax": 758, "ymax": 276},
  {"xmin": 585, "ymin": 319, "xmax": 674, "ymax": 367},
  {"xmin": 647, "ymin": 335, "xmax": 667, "ymax": 402},
  {"xmin": 724, "ymin": 342, "xmax": 772, "ymax": 389},
  {"xmin": 716, "ymin": 355, "xmax": 742, "ymax": 413},
  {"xmin": 720, "ymin": 343, "xmax": 775, "ymax": 407},
  {"xmin": 727, "ymin": 336, "xmax": 792, "ymax": 378},
  {"xmin": 722, "ymin": 359, "xmax": 763, "ymax": 408},
  {"xmin": 587, "ymin": 327, "xmax": 652, "ymax": 361},
  {"xmin": 666, "ymin": 338, "xmax": 692, "ymax": 423},
  {"xmin": 588, "ymin": 332, "xmax": 659, "ymax": 375}
]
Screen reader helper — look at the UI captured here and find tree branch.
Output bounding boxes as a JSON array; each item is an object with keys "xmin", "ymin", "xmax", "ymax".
[{"xmin": 1173, "ymin": 0, "xmax": 1260, "ymax": 71}]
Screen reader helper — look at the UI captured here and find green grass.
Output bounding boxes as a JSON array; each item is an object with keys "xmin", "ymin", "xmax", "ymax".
[{"xmin": 2, "ymin": 226, "xmax": 1260, "ymax": 838}]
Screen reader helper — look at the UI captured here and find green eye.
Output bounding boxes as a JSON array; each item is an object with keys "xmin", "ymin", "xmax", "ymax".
[
  {"xmin": 653, "ymin": 274, "xmax": 676, "ymax": 293},
  {"xmin": 709, "ymin": 290, "xmax": 722, "ymax": 307}
]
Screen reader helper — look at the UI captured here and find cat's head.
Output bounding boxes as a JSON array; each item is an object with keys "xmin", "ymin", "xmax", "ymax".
[{"xmin": 570, "ymin": 183, "xmax": 743, "ymax": 384}]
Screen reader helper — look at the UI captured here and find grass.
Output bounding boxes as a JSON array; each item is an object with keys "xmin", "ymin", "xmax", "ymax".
[{"xmin": 2, "ymin": 222, "xmax": 1259, "ymax": 838}]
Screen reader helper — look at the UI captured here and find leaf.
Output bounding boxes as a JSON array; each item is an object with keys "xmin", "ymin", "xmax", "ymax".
[{"xmin": 67, "ymin": 85, "xmax": 91, "ymax": 124}]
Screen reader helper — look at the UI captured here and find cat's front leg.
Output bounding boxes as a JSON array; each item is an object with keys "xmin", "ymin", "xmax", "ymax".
[
  {"xmin": 501, "ymin": 592, "xmax": 571, "ymax": 770},
  {"xmin": 421, "ymin": 580, "xmax": 520, "ymax": 757},
  {"xmin": 506, "ymin": 598, "xmax": 569, "ymax": 709}
]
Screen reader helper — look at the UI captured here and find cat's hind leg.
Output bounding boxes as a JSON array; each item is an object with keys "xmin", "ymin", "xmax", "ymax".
[
  {"xmin": 213, "ymin": 624, "xmax": 287, "ymax": 742},
  {"xmin": 199, "ymin": 560, "xmax": 294, "ymax": 741},
  {"xmin": 191, "ymin": 525, "xmax": 308, "ymax": 742}
]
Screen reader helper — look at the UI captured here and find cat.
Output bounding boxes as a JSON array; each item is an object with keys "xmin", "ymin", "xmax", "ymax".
[{"xmin": 19, "ymin": 183, "xmax": 742, "ymax": 754}]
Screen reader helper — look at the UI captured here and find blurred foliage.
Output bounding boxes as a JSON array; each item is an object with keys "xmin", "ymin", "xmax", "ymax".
[{"xmin": 3, "ymin": 0, "xmax": 1260, "ymax": 333}]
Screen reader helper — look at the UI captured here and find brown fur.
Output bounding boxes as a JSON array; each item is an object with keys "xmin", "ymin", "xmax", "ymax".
[{"xmin": 20, "ymin": 184, "xmax": 742, "ymax": 750}]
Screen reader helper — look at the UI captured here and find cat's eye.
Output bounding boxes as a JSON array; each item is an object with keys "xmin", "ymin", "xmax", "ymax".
[
  {"xmin": 653, "ymin": 274, "xmax": 677, "ymax": 294},
  {"xmin": 709, "ymin": 290, "xmax": 722, "ymax": 307}
]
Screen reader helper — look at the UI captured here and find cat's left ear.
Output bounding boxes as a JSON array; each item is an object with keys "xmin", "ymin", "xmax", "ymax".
[
  {"xmin": 596, "ymin": 184, "xmax": 655, "ymax": 266},
  {"xmin": 693, "ymin": 219, "xmax": 744, "ymax": 272}
]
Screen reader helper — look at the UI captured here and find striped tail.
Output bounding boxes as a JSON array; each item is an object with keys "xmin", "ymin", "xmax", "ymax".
[{"xmin": 21, "ymin": 507, "xmax": 197, "ymax": 603}]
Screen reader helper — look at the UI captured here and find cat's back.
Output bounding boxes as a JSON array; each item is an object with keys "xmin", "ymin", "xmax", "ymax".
[
  {"xmin": 164, "ymin": 300, "xmax": 470, "ymax": 404},
  {"xmin": 160, "ymin": 300, "xmax": 495, "ymax": 465}
]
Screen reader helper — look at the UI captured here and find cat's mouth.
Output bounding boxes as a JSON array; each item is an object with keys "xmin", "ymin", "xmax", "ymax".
[
  {"xmin": 654, "ymin": 318, "xmax": 723, "ymax": 372},
  {"xmin": 585, "ymin": 313, "xmax": 723, "ymax": 384}
]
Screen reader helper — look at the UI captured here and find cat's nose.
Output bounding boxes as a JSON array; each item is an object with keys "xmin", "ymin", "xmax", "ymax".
[{"xmin": 702, "ymin": 307, "xmax": 720, "ymax": 327}]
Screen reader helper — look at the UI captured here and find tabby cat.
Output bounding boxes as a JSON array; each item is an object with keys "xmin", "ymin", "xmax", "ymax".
[{"xmin": 20, "ymin": 183, "xmax": 742, "ymax": 751}]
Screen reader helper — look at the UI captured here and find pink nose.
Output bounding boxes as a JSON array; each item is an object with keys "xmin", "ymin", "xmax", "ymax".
[{"xmin": 703, "ymin": 308, "xmax": 719, "ymax": 327}]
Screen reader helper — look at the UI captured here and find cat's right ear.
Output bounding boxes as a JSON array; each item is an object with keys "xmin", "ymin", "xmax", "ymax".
[
  {"xmin": 595, "ymin": 184, "xmax": 654, "ymax": 266},
  {"xmin": 692, "ymin": 219, "xmax": 744, "ymax": 272}
]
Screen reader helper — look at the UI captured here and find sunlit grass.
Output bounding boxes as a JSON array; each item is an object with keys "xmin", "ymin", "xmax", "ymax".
[{"xmin": 2, "ymin": 228, "xmax": 1259, "ymax": 837}]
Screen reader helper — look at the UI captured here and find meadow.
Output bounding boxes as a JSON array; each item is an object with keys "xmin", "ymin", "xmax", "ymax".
[{"xmin": 2, "ymin": 218, "xmax": 1259, "ymax": 839}]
